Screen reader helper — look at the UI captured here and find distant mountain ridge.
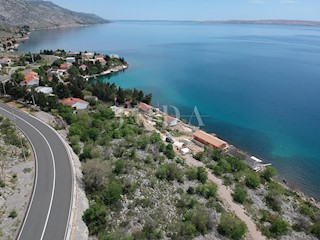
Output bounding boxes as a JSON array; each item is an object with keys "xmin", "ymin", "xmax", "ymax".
[{"xmin": 0, "ymin": 0, "xmax": 109, "ymax": 30}]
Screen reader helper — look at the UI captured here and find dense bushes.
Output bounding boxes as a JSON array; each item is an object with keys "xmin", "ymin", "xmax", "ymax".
[
  {"xmin": 261, "ymin": 166, "xmax": 277, "ymax": 182},
  {"xmin": 213, "ymin": 157, "xmax": 246, "ymax": 176},
  {"xmin": 218, "ymin": 213, "xmax": 247, "ymax": 240},
  {"xmin": 83, "ymin": 203, "xmax": 108, "ymax": 236},
  {"xmin": 156, "ymin": 163, "xmax": 183, "ymax": 182},
  {"xmin": 245, "ymin": 172, "xmax": 261, "ymax": 189},
  {"xmin": 233, "ymin": 185, "xmax": 247, "ymax": 204},
  {"xmin": 102, "ymin": 181, "xmax": 123, "ymax": 206},
  {"xmin": 186, "ymin": 167, "xmax": 208, "ymax": 184}
]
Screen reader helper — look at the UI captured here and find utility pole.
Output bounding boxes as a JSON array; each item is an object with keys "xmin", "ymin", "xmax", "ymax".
[
  {"xmin": 32, "ymin": 94, "xmax": 36, "ymax": 106},
  {"xmin": 1, "ymin": 82, "xmax": 6, "ymax": 95}
]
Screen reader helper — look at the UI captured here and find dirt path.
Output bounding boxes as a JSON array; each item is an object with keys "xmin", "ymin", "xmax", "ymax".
[
  {"xmin": 184, "ymin": 155, "xmax": 265, "ymax": 240},
  {"xmin": 139, "ymin": 113, "xmax": 265, "ymax": 239}
]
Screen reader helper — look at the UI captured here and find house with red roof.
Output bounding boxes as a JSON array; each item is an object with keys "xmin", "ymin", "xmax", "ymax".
[
  {"xmin": 138, "ymin": 102, "xmax": 154, "ymax": 114},
  {"xmin": 21, "ymin": 74, "xmax": 39, "ymax": 86},
  {"xmin": 60, "ymin": 63, "xmax": 70, "ymax": 70},
  {"xmin": 193, "ymin": 130, "xmax": 228, "ymax": 151},
  {"xmin": 95, "ymin": 55, "xmax": 104, "ymax": 60},
  {"xmin": 99, "ymin": 58, "xmax": 106, "ymax": 65},
  {"xmin": 79, "ymin": 64, "xmax": 87, "ymax": 71},
  {"xmin": 61, "ymin": 97, "xmax": 89, "ymax": 111},
  {"xmin": 1, "ymin": 57, "xmax": 12, "ymax": 66},
  {"xmin": 164, "ymin": 115, "xmax": 178, "ymax": 127}
]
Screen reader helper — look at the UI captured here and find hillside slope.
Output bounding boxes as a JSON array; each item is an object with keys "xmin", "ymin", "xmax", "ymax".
[{"xmin": 0, "ymin": 0, "xmax": 109, "ymax": 29}]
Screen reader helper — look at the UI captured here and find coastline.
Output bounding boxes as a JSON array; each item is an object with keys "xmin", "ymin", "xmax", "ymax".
[
  {"xmin": 141, "ymin": 102, "xmax": 320, "ymax": 209},
  {"xmin": 83, "ymin": 64, "xmax": 128, "ymax": 81}
]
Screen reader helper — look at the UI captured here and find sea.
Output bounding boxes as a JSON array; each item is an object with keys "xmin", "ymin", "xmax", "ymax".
[{"xmin": 18, "ymin": 21, "xmax": 320, "ymax": 199}]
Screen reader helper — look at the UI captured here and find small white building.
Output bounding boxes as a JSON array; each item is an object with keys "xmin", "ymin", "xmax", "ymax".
[
  {"xmin": 61, "ymin": 97, "xmax": 89, "ymax": 111},
  {"xmin": 35, "ymin": 86, "xmax": 53, "ymax": 94},
  {"xmin": 66, "ymin": 57, "xmax": 76, "ymax": 64},
  {"xmin": 180, "ymin": 148, "xmax": 190, "ymax": 155}
]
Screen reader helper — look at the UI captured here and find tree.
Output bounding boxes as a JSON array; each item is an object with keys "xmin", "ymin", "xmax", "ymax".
[
  {"xmin": 88, "ymin": 128, "xmax": 100, "ymax": 141},
  {"xmin": 270, "ymin": 217, "xmax": 288, "ymax": 237},
  {"xmin": 102, "ymin": 181, "xmax": 123, "ymax": 205},
  {"xmin": 197, "ymin": 167, "xmax": 208, "ymax": 183},
  {"xmin": 165, "ymin": 144, "xmax": 175, "ymax": 159},
  {"xmin": 261, "ymin": 166, "xmax": 277, "ymax": 182},
  {"xmin": 114, "ymin": 159, "xmax": 126, "ymax": 174},
  {"xmin": 0, "ymin": 146, "xmax": 8, "ymax": 183},
  {"xmin": 54, "ymin": 82, "xmax": 70, "ymax": 99},
  {"xmin": 82, "ymin": 203, "xmax": 108, "ymax": 236},
  {"xmin": 233, "ymin": 185, "xmax": 247, "ymax": 204},
  {"xmin": 218, "ymin": 213, "xmax": 247, "ymax": 240},
  {"xmin": 245, "ymin": 173, "xmax": 261, "ymax": 189},
  {"xmin": 311, "ymin": 223, "xmax": 320, "ymax": 239},
  {"xmin": 82, "ymin": 159, "xmax": 111, "ymax": 193},
  {"xmin": 194, "ymin": 151, "xmax": 205, "ymax": 161}
]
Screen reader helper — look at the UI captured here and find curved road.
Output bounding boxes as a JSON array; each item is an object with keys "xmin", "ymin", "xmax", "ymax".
[{"xmin": 0, "ymin": 103, "xmax": 73, "ymax": 240}]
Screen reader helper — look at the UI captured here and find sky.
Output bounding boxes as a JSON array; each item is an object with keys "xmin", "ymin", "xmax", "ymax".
[{"xmin": 51, "ymin": 0, "xmax": 320, "ymax": 21}]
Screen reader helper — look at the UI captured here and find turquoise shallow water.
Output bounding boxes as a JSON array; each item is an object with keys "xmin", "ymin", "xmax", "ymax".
[{"xmin": 19, "ymin": 21, "xmax": 320, "ymax": 198}]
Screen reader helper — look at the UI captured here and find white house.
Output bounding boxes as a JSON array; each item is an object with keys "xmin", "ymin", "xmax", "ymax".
[
  {"xmin": 66, "ymin": 57, "xmax": 76, "ymax": 64},
  {"xmin": 61, "ymin": 97, "xmax": 89, "ymax": 111}
]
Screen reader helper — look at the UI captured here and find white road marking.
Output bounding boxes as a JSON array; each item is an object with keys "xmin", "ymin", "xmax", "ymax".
[{"xmin": 0, "ymin": 106, "xmax": 56, "ymax": 240}]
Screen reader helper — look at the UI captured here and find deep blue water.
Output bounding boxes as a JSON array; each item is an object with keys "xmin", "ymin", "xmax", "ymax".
[{"xmin": 19, "ymin": 21, "xmax": 320, "ymax": 198}]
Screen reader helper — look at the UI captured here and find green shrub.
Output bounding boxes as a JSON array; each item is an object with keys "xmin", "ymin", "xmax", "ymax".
[
  {"xmin": 233, "ymin": 185, "xmax": 247, "ymax": 204},
  {"xmin": 114, "ymin": 159, "xmax": 126, "ymax": 174},
  {"xmin": 180, "ymin": 221, "xmax": 197, "ymax": 237},
  {"xmin": 187, "ymin": 187, "xmax": 195, "ymax": 194},
  {"xmin": 186, "ymin": 167, "xmax": 198, "ymax": 180},
  {"xmin": 155, "ymin": 163, "xmax": 183, "ymax": 182},
  {"xmin": 218, "ymin": 213, "xmax": 247, "ymax": 240},
  {"xmin": 261, "ymin": 166, "xmax": 277, "ymax": 182},
  {"xmin": 265, "ymin": 194, "xmax": 282, "ymax": 212},
  {"xmin": 311, "ymin": 223, "xmax": 320, "ymax": 239},
  {"xmin": 9, "ymin": 209, "xmax": 17, "ymax": 218},
  {"xmin": 196, "ymin": 183, "xmax": 217, "ymax": 199},
  {"xmin": 103, "ymin": 181, "xmax": 123, "ymax": 205},
  {"xmin": 165, "ymin": 144, "xmax": 175, "ymax": 159},
  {"xmin": 194, "ymin": 151, "xmax": 206, "ymax": 161},
  {"xmin": 298, "ymin": 202, "xmax": 314, "ymax": 218},
  {"xmin": 245, "ymin": 173, "xmax": 261, "ymax": 189},
  {"xmin": 72, "ymin": 144, "xmax": 81, "ymax": 154},
  {"xmin": 269, "ymin": 217, "xmax": 288, "ymax": 237},
  {"xmin": 197, "ymin": 167, "xmax": 208, "ymax": 183},
  {"xmin": 83, "ymin": 203, "xmax": 108, "ymax": 235},
  {"xmin": 192, "ymin": 207, "xmax": 210, "ymax": 234}
]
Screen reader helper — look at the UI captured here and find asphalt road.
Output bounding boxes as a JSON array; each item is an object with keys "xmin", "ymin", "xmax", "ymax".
[{"xmin": 0, "ymin": 103, "xmax": 73, "ymax": 240}]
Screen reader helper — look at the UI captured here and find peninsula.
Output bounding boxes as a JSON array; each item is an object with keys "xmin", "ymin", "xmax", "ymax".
[{"xmin": 205, "ymin": 20, "xmax": 320, "ymax": 26}]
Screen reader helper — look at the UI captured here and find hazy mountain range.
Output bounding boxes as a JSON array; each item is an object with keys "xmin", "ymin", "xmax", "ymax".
[{"xmin": 0, "ymin": 0, "xmax": 108, "ymax": 30}]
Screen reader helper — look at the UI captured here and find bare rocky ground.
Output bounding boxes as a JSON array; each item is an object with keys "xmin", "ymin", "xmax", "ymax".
[
  {"xmin": 32, "ymin": 110, "xmax": 89, "ymax": 240},
  {"xmin": 0, "ymin": 129, "xmax": 34, "ymax": 239}
]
